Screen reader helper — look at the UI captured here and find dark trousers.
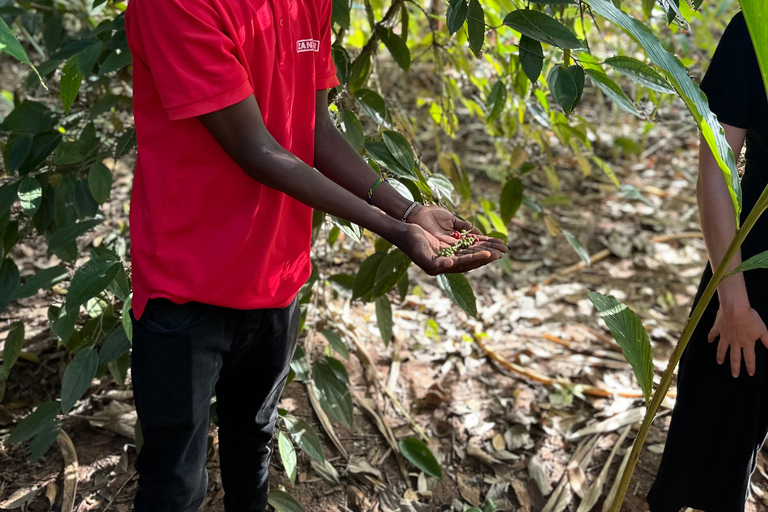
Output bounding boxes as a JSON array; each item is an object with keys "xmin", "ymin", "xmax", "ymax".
[{"xmin": 130, "ymin": 297, "xmax": 299, "ymax": 512}]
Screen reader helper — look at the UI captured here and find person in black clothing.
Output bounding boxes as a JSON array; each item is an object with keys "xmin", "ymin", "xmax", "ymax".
[{"xmin": 647, "ymin": 12, "xmax": 768, "ymax": 512}]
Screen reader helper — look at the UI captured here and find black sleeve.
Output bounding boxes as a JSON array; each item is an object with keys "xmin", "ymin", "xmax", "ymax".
[{"xmin": 700, "ymin": 12, "xmax": 757, "ymax": 129}]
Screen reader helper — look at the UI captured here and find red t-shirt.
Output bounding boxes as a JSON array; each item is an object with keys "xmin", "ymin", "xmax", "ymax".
[{"xmin": 125, "ymin": 0, "xmax": 339, "ymax": 319}]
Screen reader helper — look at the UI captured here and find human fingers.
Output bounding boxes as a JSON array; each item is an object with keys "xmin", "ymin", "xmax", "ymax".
[
  {"xmin": 716, "ymin": 336, "xmax": 729, "ymax": 365},
  {"xmin": 730, "ymin": 344, "xmax": 742, "ymax": 378},
  {"xmin": 743, "ymin": 343, "xmax": 757, "ymax": 377}
]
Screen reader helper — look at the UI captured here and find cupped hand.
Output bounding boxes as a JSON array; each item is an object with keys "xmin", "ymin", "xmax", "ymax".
[
  {"xmin": 709, "ymin": 305, "xmax": 768, "ymax": 377},
  {"xmin": 406, "ymin": 205, "xmax": 509, "ymax": 258},
  {"xmin": 395, "ymin": 223, "xmax": 503, "ymax": 275}
]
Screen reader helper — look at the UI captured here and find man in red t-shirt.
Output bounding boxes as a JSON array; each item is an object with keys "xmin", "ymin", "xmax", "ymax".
[{"xmin": 125, "ymin": 0, "xmax": 506, "ymax": 510}]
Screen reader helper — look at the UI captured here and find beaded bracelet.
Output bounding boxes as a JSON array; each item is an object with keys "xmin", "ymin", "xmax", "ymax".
[
  {"xmin": 401, "ymin": 201, "xmax": 419, "ymax": 222},
  {"xmin": 367, "ymin": 177, "xmax": 389, "ymax": 204}
]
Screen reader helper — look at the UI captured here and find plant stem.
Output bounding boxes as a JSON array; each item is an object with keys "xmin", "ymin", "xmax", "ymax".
[{"xmin": 609, "ymin": 183, "xmax": 768, "ymax": 511}]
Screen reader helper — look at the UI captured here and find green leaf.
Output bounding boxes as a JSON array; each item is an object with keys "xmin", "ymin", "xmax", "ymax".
[
  {"xmin": 467, "ymin": 0, "xmax": 485, "ymax": 56},
  {"xmin": 584, "ymin": 68, "xmax": 640, "ymax": 116},
  {"xmin": 60, "ymin": 56, "xmax": 83, "ymax": 114},
  {"xmin": 548, "ymin": 64, "xmax": 579, "ymax": 116},
  {"xmin": 375, "ymin": 295, "xmax": 393, "ymax": 346},
  {"xmin": 61, "ymin": 346, "xmax": 99, "ymax": 412},
  {"xmin": 332, "ymin": 0, "xmax": 350, "ymax": 30},
  {"xmin": 503, "ymin": 9, "xmax": 583, "ymax": 50},
  {"xmin": 728, "ymin": 250, "xmax": 768, "ymax": 276},
  {"xmin": 437, "ymin": 273, "xmax": 477, "ymax": 318},
  {"xmin": 290, "ymin": 346, "xmax": 310, "ymax": 383},
  {"xmin": 28, "ymin": 420, "xmax": 60, "ymax": 462},
  {"xmin": 353, "ymin": 251, "xmax": 387, "ymax": 301},
  {"xmin": 586, "ymin": 0, "xmax": 741, "ymax": 224},
  {"xmin": 338, "ymin": 109, "xmax": 364, "ymax": 153},
  {"xmin": 98, "ymin": 325, "xmax": 130, "ymax": 367},
  {"xmin": 98, "ymin": 48, "xmax": 132, "ymax": 75},
  {"xmin": 20, "ymin": 132, "xmax": 62, "ymax": 174},
  {"xmin": 486, "ymin": 80, "xmax": 507, "ymax": 123},
  {"xmin": 0, "ymin": 258, "xmax": 20, "ymax": 313},
  {"xmin": 283, "ymin": 414, "xmax": 325, "ymax": 462},
  {"xmin": 0, "ymin": 101, "xmax": 55, "ymax": 135},
  {"xmin": 7, "ymin": 134, "xmax": 33, "ymax": 173},
  {"xmin": 18, "ymin": 176, "xmax": 42, "ymax": 216},
  {"xmin": 311, "ymin": 359, "xmax": 353, "ymax": 428},
  {"xmin": 382, "ymin": 131, "xmax": 416, "ymax": 177},
  {"xmin": 447, "ymin": 0, "xmax": 468, "ymax": 35},
  {"xmin": 115, "ymin": 128, "xmax": 137, "ymax": 159},
  {"xmin": 348, "ymin": 50, "xmax": 372, "ymax": 93},
  {"xmin": 74, "ymin": 179, "xmax": 99, "ymax": 219},
  {"xmin": 53, "ymin": 175, "xmax": 77, "ymax": 228},
  {"xmin": 47, "ymin": 218, "xmax": 103, "ymax": 254},
  {"xmin": 325, "ymin": 356, "xmax": 349, "ymax": 385},
  {"xmin": 364, "ymin": 141, "xmax": 417, "ymax": 180},
  {"xmin": 66, "ymin": 258, "xmax": 121, "ymax": 309},
  {"xmin": 353, "ymin": 89, "xmax": 391, "ymax": 126},
  {"xmin": 588, "ymin": 291, "xmax": 653, "ymax": 404},
  {"xmin": 563, "ymin": 230, "xmax": 590, "ymax": 265},
  {"xmin": 519, "ymin": 35, "xmax": 544, "ymax": 83},
  {"xmin": 372, "ymin": 249, "xmax": 411, "ymax": 299},
  {"xmin": 12, "ymin": 266, "xmax": 67, "ymax": 300},
  {"xmin": 742, "ymin": 1, "xmax": 768, "ymax": 98},
  {"xmin": 500, "ymin": 178, "xmax": 524, "ymax": 224},
  {"xmin": 331, "ymin": 216, "xmax": 363, "ymax": 241},
  {"xmin": 378, "ymin": 27, "xmax": 410, "ymax": 71},
  {"xmin": 268, "ymin": 490, "xmax": 305, "ymax": 512},
  {"xmin": 88, "ymin": 163, "xmax": 112, "ymax": 204},
  {"xmin": 0, "ymin": 181, "xmax": 19, "ymax": 218},
  {"xmin": 399, "ymin": 437, "xmax": 442, "ymax": 478},
  {"xmin": 0, "ymin": 17, "xmax": 44, "ymax": 85},
  {"xmin": 3, "ymin": 321, "xmax": 24, "ymax": 371},
  {"xmin": 122, "ymin": 295, "xmax": 133, "ymax": 342},
  {"xmin": 322, "ymin": 330, "xmax": 350, "ymax": 360},
  {"xmin": 604, "ymin": 56, "xmax": 675, "ymax": 94},
  {"xmin": 7, "ymin": 401, "xmax": 60, "ymax": 444},
  {"xmin": 278, "ymin": 431, "xmax": 297, "ymax": 485}
]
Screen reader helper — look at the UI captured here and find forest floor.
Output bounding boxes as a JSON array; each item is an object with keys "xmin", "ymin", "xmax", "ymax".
[{"xmin": 2, "ymin": 61, "xmax": 768, "ymax": 512}]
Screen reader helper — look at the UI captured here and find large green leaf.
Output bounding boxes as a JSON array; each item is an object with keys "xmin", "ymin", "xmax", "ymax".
[
  {"xmin": 375, "ymin": 295, "xmax": 393, "ymax": 346},
  {"xmin": 268, "ymin": 490, "xmax": 305, "ymax": 512},
  {"xmin": 0, "ymin": 258, "xmax": 20, "ymax": 313},
  {"xmin": 467, "ymin": 0, "xmax": 485, "ymax": 56},
  {"xmin": 519, "ymin": 35, "xmax": 544, "ymax": 83},
  {"xmin": 503, "ymin": 9, "xmax": 583, "ymax": 50},
  {"xmin": 18, "ymin": 176, "xmax": 42, "ymax": 216},
  {"xmin": 586, "ymin": 0, "xmax": 741, "ymax": 224},
  {"xmin": 500, "ymin": 178, "xmax": 524, "ymax": 224},
  {"xmin": 437, "ymin": 273, "xmax": 477, "ymax": 318},
  {"xmin": 548, "ymin": 65, "xmax": 579, "ymax": 116},
  {"xmin": 399, "ymin": 437, "xmax": 442, "ymax": 479},
  {"xmin": 604, "ymin": 56, "xmax": 675, "ymax": 94},
  {"xmin": 0, "ymin": 17, "xmax": 43, "ymax": 85},
  {"xmin": 12, "ymin": 266, "xmax": 68, "ymax": 300},
  {"xmin": 311, "ymin": 358, "xmax": 353, "ymax": 428},
  {"xmin": 98, "ymin": 325, "xmax": 131, "ymax": 367},
  {"xmin": 47, "ymin": 218, "xmax": 104, "ymax": 253},
  {"xmin": 88, "ymin": 163, "xmax": 112, "ymax": 204},
  {"xmin": 283, "ymin": 414, "xmax": 325, "ymax": 462},
  {"xmin": 7, "ymin": 401, "xmax": 60, "ymax": 444},
  {"xmin": 486, "ymin": 80, "xmax": 507, "ymax": 123},
  {"xmin": 278, "ymin": 431, "xmax": 297, "ymax": 485},
  {"xmin": 353, "ymin": 89, "xmax": 391, "ymax": 126},
  {"xmin": 563, "ymin": 230, "xmax": 590, "ymax": 265},
  {"xmin": 7, "ymin": 134, "xmax": 33, "ymax": 173},
  {"xmin": 728, "ymin": 250, "xmax": 768, "ymax": 276},
  {"xmin": 338, "ymin": 109, "xmax": 364, "ymax": 153},
  {"xmin": 28, "ymin": 420, "xmax": 60, "ymax": 462},
  {"xmin": 378, "ymin": 27, "xmax": 410, "ymax": 71},
  {"xmin": 60, "ymin": 56, "xmax": 83, "ymax": 114},
  {"xmin": 741, "ymin": 1, "xmax": 768, "ymax": 97},
  {"xmin": 584, "ymin": 68, "xmax": 640, "ymax": 116},
  {"xmin": 447, "ymin": 0, "xmax": 468, "ymax": 35},
  {"xmin": 332, "ymin": 0, "xmax": 350, "ymax": 30},
  {"xmin": 66, "ymin": 258, "xmax": 121, "ymax": 309},
  {"xmin": 588, "ymin": 291, "xmax": 653, "ymax": 404},
  {"xmin": 352, "ymin": 251, "xmax": 387, "ymax": 301},
  {"xmin": 61, "ymin": 346, "xmax": 99, "ymax": 412},
  {"xmin": 382, "ymin": 131, "xmax": 416, "ymax": 177},
  {"xmin": 372, "ymin": 249, "xmax": 411, "ymax": 298},
  {"xmin": 3, "ymin": 322, "xmax": 25, "ymax": 371},
  {"xmin": 322, "ymin": 330, "xmax": 350, "ymax": 360}
]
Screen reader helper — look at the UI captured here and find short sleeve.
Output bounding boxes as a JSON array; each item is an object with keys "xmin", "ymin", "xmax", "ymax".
[
  {"xmin": 315, "ymin": 0, "xmax": 340, "ymax": 90},
  {"xmin": 700, "ymin": 12, "xmax": 757, "ymax": 129},
  {"xmin": 130, "ymin": 0, "xmax": 252, "ymax": 120}
]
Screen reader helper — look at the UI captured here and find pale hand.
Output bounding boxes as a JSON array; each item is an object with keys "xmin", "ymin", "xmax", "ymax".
[{"xmin": 709, "ymin": 305, "xmax": 768, "ymax": 377}]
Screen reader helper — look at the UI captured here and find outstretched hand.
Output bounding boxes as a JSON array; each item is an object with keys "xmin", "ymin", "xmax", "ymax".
[
  {"xmin": 405, "ymin": 205, "xmax": 509, "ymax": 264},
  {"xmin": 395, "ymin": 222, "xmax": 504, "ymax": 276}
]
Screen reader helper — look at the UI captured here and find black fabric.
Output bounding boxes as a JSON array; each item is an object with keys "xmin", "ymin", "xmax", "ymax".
[
  {"xmin": 647, "ymin": 12, "xmax": 768, "ymax": 512},
  {"xmin": 131, "ymin": 297, "xmax": 300, "ymax": 512}
]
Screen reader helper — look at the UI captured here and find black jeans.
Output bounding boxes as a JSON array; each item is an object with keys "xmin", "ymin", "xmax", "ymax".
[{"xmin": 130, "ymin": 297, "xmax": 299, "ymax": 512}]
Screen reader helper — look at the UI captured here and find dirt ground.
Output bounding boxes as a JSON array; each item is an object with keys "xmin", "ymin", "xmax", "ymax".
[{"xmin": 3, "ymin": 42, "xmax": 768, "ymax": 512}]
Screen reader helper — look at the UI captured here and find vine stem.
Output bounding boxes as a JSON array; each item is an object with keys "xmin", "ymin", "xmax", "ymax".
[{"xmin": 610, "ymin": 183, "xmax": 768, "ymax": 511}]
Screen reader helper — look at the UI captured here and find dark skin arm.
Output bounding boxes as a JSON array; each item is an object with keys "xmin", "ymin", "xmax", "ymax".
[
  {"xmin": 313, "ymin": 90, "xmax": 508, "ymax": 261},
  {"xmin": 199, "ymin": 94, "xmax": 496, "ymax": 275}
]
